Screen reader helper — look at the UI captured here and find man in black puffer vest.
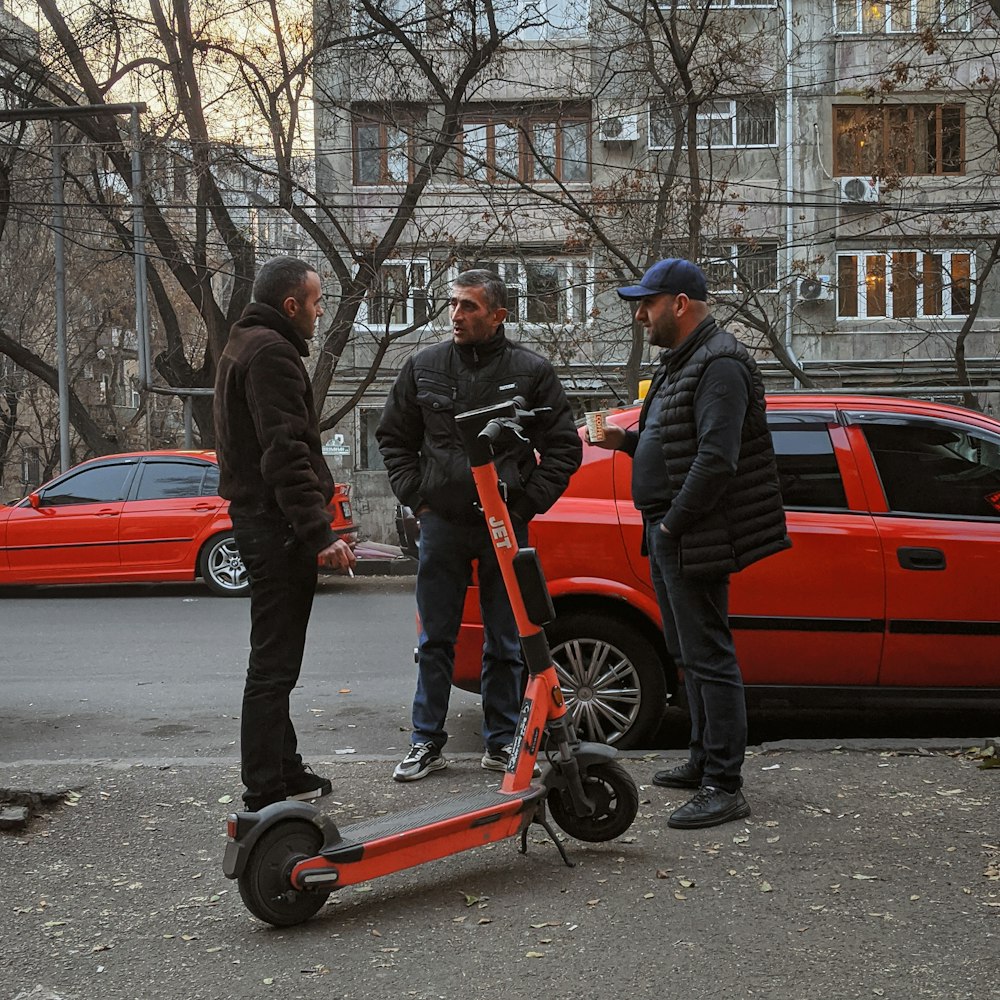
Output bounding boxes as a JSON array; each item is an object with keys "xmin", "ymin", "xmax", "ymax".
[
  {"xmin": 215, "ymin": 256, "xmax": 356, "ymax": 811},
  {"xmin": 378, "ymin": 268, "xmax": 581, "ymax": 782},
  {"xmin": 591, "ymin": 258, "xmax": 790, "ymax": 830}
]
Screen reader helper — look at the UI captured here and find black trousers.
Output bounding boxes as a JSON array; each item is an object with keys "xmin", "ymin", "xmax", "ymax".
[
  {"xmin": 232, "ymin": 515, "xmax": 318, "ymax": 808},
  {"xmin": 646, "ymin": 522, "xmax": 746, "ymax": 792}
]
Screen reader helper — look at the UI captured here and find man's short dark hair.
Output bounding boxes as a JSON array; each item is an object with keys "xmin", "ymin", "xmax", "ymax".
[
  {"xmin": 453, "ymin": 268, "xmax": 507, "ymax": 311},
  {"xmin": 252, "ymin": 256, "xmax": 317, "ymax": 311}
]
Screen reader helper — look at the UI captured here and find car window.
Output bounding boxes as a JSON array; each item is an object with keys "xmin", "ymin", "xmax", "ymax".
[
  {"xmin": 861, "ymin": 419, "xmax": 1000, "ymax": 519},
  {"xmin": 41, "ymin": 463, "xmax": 134, "ymax": 506},
  {"xmin": 135, "ymin": 462, "xmax": 211, "ymax": 501},
  {"xmin": 201, "ymin": 464, "xmax": 220, "ymax": 497},
  {"xmin": 769, "ymin": 423, "xmax": 848, "ymax": 510}
]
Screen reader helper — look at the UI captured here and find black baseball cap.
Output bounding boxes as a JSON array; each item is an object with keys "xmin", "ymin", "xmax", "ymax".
[{"xmin": 617, "ymin": 258, "xmax": 708, "ymax": 301}]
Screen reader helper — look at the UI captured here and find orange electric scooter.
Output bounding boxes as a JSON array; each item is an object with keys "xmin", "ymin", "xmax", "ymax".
[{"xmin": 223, "ymin": 397, "xmax": 639, "ymax": 926}]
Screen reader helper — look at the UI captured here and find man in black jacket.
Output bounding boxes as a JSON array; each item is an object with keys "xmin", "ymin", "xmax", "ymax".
[
  {"xmin": 377, "ymin": 268, "xmax": 581, "ymax": 781},
  {"xmin": 215, "ymin": 256, "xmax": 355, "ymax": 811},
  {"xmin": 591, "ymin": 258, "xmax": 789, "ymax": 829}
]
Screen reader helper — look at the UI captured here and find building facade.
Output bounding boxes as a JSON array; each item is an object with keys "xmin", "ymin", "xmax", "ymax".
[{"xmin": 312, "ymin": 0, "xmax": 1000, "ymax": 540}]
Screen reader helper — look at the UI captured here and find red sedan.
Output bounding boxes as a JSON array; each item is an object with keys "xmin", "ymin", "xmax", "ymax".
[
  {"xmin": 448, "ymin": 394, "xmax": 1000, "ymax": 746},
  {"xmin": 0, "ymin": 450, "xmax": 355, "ymax": 596}
]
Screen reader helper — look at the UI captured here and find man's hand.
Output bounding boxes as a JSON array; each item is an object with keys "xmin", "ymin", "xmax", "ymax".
[
  {"xmin": 317, "ymin": 538, "xmax": 356, "ymax": 572},
  {"xmin": 586, "ymin": 423, "xmax": 625, "ymax": 451}
]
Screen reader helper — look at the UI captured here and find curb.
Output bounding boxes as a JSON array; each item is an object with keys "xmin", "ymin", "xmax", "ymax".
[{"xmin": 354, "ymin": 557, "xmax": 417, "ymax": 577}]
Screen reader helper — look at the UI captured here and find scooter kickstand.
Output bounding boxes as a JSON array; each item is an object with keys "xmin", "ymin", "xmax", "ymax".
[{"xmin": 526, "ymin": 812, "xmax": 575, "ymax": 868}]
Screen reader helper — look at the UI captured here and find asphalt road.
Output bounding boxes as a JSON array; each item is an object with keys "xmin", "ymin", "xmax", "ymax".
[
  {"xmin": 2, "ymin": 576, "xmax": 998, "ymax": 768},
  {"xmin": 1, "ymin": 576, "xmax": 485, "ymax": 764}
]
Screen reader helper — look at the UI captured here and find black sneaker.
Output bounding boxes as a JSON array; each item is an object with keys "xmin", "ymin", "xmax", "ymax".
[
  {"xmin": 652, "ymin": 760, "xmax": 703, "ymax": 789},
  {"xmin": 481, "ymin": 744, "xmax": 541, "ymax": 776},
  {"xmin": 393, "ymin": 742, "xmax": 447, "ymax": 782},
  {"xmin": 285, "ymin": 765, "xmax": 332, "ymax": 801},
  {"xmin": 667, "ymin": 786, "xmax": 751, "ymax": 830}
]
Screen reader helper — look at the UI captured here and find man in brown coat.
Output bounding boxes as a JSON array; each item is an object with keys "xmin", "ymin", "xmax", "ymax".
[{"xmin": 214, "ymin": 256, "xmax": 355, "ymax": 811}]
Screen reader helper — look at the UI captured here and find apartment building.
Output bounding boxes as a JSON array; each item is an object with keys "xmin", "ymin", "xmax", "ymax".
[{"xmin": 313, "ymin": 0, "xmax": 1000, "ymax": 539}]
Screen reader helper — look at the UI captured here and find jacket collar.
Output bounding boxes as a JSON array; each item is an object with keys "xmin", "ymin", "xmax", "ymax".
[
  {"xmin": 663, "ymin": 315, "xmax": 717, "ymax": 373},
  {"xmin": 234, "ymin": 302, "xmax": 311, "ymax": 357},
  {"xmin": 455, "ymin": 324, "xmax": 508, "ymax": 367}
]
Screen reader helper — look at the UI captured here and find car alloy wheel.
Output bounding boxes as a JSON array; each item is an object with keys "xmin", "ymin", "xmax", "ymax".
[
  {"xmin": 546, "ymin": 612, "xmax": 667, "ymax": 749},
  {"xmin": 199, "ymin": 533, "xmax": 250, "ymax": 597}
]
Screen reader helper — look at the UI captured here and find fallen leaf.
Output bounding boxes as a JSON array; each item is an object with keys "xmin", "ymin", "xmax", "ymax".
[
  {"xmin": 643, "ymin": 892, "xmax": 655, "ymax": 899},
  {"xmin": 936, "ymin": 789, "xmax": 963, "ymax": 796},
  {"xmin": 525, "ymin": 951, "xmax": 545, "ymax": 959},
  {"xmin": 218, "ymin": 795, "xmax": 233, "ymax": 804},
  {"xmin": 673, "ymin": 892, "xmax": 686, "ymax": 901},
  {"xmin": 530, "ymin": 921, "xmax": 560, "ymax": 928},
  {"xmin": 760, "ymin": 882, "xmax": 773, "ymax": 893},
  {"xmin": 338, "ymin": 689, "xmax": 351, "ymax": 694},
  {"xmin": 851, "ymin": 874, "xmax": 878, "ymax": 881}
]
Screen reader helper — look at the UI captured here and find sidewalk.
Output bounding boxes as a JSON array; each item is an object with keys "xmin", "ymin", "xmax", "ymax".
[{"xmin": 1, "ymin": 741, "xmax": 997, "ymax": 1000}]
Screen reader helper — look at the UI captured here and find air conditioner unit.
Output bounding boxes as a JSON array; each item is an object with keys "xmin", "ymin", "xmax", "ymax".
[
  {"xmin": 797, "ymin": 274, "xmax": 833, "ymax": 303},
  {"xmin": 597, "ymin": 111, "xmax": 640, "ymax": 144},
  {"xmin": 838, "ymin": 176, "xmax": 881, "ymax": 204}
]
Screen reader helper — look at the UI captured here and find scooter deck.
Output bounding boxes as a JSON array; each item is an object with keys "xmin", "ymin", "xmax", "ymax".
[{"xmin": 293, "ymin": 783, "xmax": 546, "ymax": 889}]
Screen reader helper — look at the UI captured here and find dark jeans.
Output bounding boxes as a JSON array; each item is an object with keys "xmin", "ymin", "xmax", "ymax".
[
  {"xmin": 233, "ymin": 515, "xmax": 318, "ymax": 808},
  {"xmin": 646, "ymin": 521, "xmax": 746, "ymax": 792},
  {"xmin": 412, "ymin": 510, "xmax": 528, "ymax": 753}
]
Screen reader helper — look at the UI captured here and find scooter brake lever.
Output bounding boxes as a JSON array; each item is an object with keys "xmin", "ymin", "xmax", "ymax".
[
  {"xmin": 513, "ymin": 405, "xmax": 552, "ymax": 421},
  {"xmin": 496, "ymin": 417, "xmax": 530, "ymax": 443}
]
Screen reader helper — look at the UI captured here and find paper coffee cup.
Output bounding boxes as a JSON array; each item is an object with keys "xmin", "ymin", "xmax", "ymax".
[{"xmin": 585, "ymin": 410, "xmax": 606, "ymax": 442}]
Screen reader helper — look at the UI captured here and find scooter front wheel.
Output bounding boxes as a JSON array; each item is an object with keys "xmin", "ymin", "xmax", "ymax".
[
  {"xmin": 547, "ymin": 760, "xmax": 638, "ymax": 843},
  {"xmin": 238, "ymin": 819, "xmax": 329, "ymax": 926}
]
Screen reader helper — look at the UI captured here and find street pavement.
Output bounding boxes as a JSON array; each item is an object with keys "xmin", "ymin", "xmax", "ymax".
[{"xmin": 2, "ymin": 739, "xmax": 998, "ymax": 1000}]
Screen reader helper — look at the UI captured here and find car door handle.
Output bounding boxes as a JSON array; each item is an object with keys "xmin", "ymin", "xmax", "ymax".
[
  {"xmin": 96, "ymin": 508, "xmax": 119, "ymax": 517},
  {"xmin": 192, "ymin": 503, "xmax": 216, "ymax": 511},
  {"xmin": 897, "ymin": 547, "xmax": 946, "ymax": 571}
]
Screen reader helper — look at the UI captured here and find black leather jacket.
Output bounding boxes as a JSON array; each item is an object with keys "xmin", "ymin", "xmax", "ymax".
[{"xmin": 376, "ymin": 328, "xmax": 582, "ymax": 524}]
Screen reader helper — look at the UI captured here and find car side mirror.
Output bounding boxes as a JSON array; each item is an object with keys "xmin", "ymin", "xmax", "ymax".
[{"xmin": 28, "ymin": 491, "xmax": 41, "ymax": 509}]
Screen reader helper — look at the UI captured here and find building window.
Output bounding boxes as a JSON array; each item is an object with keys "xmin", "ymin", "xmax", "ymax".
[
  {"xmin": 458, "ymin": 0, "xmax": 589, "ymax": 39},
  {"xmin": 702, "ymin": 242, "xmax": 779, "ymax": 293},
  {"xmin": 21, "ymin": 447, "xmax": 41, "ymax": 487},
  {"xmin": 458, "ymin": 258, "xmax": 592, "ymax": 325},
  {"xmin": 834, "ymin": 0, "xmax": 970, "ymax": 33},
  {"xmin": 649, "ymin": 98, "xmax": 776, "ymax": 150},
  {"xmin": 836, "ymin": 250, "xmax": 972, "ymax": 319},
  {"xmin": 361, "ymin": 261, "xmax": 431, "ymax": 329},
  {"xmin": 657, "ymin": 0, "xmax": 775, "ymax": 6},
  {"xmin": 460, "ymin": 110, "xmax": 590, "ymax": 183},
  {"xmin": 352, "ymin": 0, "xmax": 426, "ymax": 35},
  {"xmin": 834, "ymin": 104, "xmax": 964, "ymax": 176},
  {"xmin": 358, "ymin": 408, "xmax": 386, "ymax": 471},
  {"xmin": 353, "ymin": 112, "xmax": 422, "ymax": 185}
]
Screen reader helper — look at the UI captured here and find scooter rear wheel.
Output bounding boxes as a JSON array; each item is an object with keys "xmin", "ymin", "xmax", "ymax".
[
  {"xmin": 238, "ymin": 819, "xmax": 329, "ymax": 926},
  {"xmin": 547, "ymin": 760, "xmax": 638, "ymax": 842}
]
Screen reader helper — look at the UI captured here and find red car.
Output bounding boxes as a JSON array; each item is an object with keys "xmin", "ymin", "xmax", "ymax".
[
  {"xmin": 448, "ymin": 394, "xmax": 1000, "ymax": 747},
  {"xmin": 0, "ymin": 450, "xmax": 356, "ymax": 596}
]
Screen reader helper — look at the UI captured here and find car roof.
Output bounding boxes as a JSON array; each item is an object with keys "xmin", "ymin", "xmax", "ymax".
[
  {"xmin": 615, "ymin": 393, "xmax": 999, "ymax": 431},
  {"xmin": 78, "ymin": 450, "xmax": 218, "ymax": 463}
]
